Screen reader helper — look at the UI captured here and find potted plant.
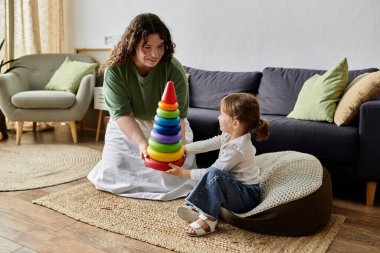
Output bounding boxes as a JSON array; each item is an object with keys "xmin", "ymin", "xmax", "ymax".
[
  {"xmin": 0, "ymin": 39, "xmax": 20, "ymax": 74},
  {"xmin": 0, "ymin": 38, "xmax": 22, "ymax": 140}
]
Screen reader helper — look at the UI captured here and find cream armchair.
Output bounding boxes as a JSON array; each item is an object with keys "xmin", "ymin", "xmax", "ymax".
[{"xmin": 0, "ymin": 53, "xmax": 96, "ymax": 144}]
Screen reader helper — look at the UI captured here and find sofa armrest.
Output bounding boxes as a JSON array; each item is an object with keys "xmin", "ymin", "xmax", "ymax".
[{"xmin": 358, "ymin": 97, "xmax": 380, "ymax": 180}]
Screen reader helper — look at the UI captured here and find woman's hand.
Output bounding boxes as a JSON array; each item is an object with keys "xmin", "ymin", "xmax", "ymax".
[
  {"xmin": 138, "ymin": 142, "xmax": 148, "ymax": 161},
  {"xmin": 115, "ymin": 114, "xmax": 148, "ymax": 162},
  {"xmin": 165, "ymin": 163, "xmax": 191, "ymax": 178}
]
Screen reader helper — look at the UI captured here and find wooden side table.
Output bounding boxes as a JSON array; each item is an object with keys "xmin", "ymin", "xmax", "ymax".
[{"xmin": 94, "ymin": 87, "xmax": 108, "ymax": 142}]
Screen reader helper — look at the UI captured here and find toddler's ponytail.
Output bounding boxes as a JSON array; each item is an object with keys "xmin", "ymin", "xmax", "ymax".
[{"xmin": 254, "ymin": 118, "xmax": 269, "ymax": 141}]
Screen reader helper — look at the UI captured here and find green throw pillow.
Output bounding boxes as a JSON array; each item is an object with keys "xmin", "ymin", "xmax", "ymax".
[
  {"xmin": 44, "ymin": 57, "xmax": 98, "ymax": 93},
  {"xmin": 287, "ymin": 58, "xmax": 348, "ymax": 122}
]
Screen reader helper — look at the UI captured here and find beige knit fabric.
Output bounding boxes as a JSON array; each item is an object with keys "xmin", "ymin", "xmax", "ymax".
[
  {"xmin": 0, "ymin": 144, "xmax": 101, "ymax": 191},
  {"xmin": 33, "ymin": 182, "xmax": 344, "ymax": 253},
  {"xmin": 238, "ymin": 151, "xmax": 323, "ymax": 217}
]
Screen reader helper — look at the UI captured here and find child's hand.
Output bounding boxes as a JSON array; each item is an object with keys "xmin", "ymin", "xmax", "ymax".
[
  {"xmin": 165, "ymin": 163, "xmax": 191, "ymax": 178},
  {"xmin": 165, "ymin": 163, "xmax": 183, "ymax": 176}
]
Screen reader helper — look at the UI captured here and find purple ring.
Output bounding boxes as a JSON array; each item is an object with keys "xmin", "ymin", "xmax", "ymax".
[{"xmin": 150, "ymin": 129, "xmax": 182, "ymax": 144}]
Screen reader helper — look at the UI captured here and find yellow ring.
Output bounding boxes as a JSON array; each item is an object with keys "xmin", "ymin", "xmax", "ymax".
[
  {"xmin": 158, "ymin": 100, "xmax": 179, "ymax": 111},
  {"xmin": 147, "ymin": 146, "xmax": 184, "ymax": 162}
]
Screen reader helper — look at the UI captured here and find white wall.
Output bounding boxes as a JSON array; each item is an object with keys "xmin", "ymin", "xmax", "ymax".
[{"xmin": 65, "ymin": 0, "xmax": 380, "ymax": 71}]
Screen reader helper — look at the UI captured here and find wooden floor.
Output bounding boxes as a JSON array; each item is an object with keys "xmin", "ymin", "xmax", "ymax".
[{"xmin": 0, "ymin": 124, "xmax": 379, "ymax": 253}]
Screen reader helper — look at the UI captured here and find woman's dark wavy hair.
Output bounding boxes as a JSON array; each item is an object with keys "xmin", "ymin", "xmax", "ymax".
[{"xmin": 98, "ymin": 13, "xmax": 175, "ymax": 75}]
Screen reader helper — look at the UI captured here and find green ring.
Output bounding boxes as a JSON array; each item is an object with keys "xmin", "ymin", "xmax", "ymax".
[
  {"xmin": 156, "ymin": 108, "xmax": 179, "ymax": 119},
  {"xmin": 149, "ymin": 138, "xmax": 182, "ymax": 153}
]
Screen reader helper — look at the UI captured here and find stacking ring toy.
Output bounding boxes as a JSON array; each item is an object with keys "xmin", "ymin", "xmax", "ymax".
[
  {"xmin": 148, "ymin": 138, "xmax": 182, "ymax": 153},
  {"xmin": 156, "ymin": 108, "xmax": 179, "ymax": 118},
  {"xmin": 153, "ymin": 123, "xmax": 181, "ymax": 135},
  {"xmin": 144, "ymin": 156, "xmax": 185, "ymax": 171},
  {"xmin": 158, "ymin": 100, "xmax": 178, "ymax": 111},
  {"xmin": 154, "ymin": 115, "xmax": 180, "ymax": 127},
  {"xmin": 151, "ymin": 129, "xmax": 182, "ymax": 143},
  {"xmin": 147, "ymin": 146, "xmax": 184, "ymax": 162}
]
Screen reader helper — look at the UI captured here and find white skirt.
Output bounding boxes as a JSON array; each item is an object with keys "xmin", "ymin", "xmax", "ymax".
[{"xmin": 87, "ymin": 118, "xmax": 198, "ymax": 200}]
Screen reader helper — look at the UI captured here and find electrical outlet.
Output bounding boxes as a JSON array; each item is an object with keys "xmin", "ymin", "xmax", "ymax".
[{"xmin": 104, "ymin": 35, "xmax": 121, "ymax": 47}]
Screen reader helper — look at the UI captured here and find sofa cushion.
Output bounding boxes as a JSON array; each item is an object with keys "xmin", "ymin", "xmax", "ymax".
[
  {"xmin": 187, "ymin": 107, "xmax": 220, "ymax": 167},
  {"xmin": 257, "ymin": 67, "xmax": 379, "ymax": 116},
  {"xmin": 288, "ymin": 58, "xmax": 348, "ymax": 123},
  {"xmin": 184, "ymin": 66, "xmax": 262, "ymax": 110},
  {"xmin": 254, "ymin": 115, "xmax": 358, "ymax": 164}
]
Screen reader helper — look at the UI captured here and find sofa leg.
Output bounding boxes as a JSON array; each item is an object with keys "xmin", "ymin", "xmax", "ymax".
[
  {"xmin": 366, "ymin": 181, "xmax": 377, "ymax": 206},
  {"xmin": 16, "ymin": 121, "xmax": 24, "ymax": 145},
  {"xmin": 68, "ymin": 121, "xmax": 78, "ymax": 144}
]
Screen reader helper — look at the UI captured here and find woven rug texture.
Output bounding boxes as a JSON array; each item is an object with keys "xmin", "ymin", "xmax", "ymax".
[
  {"xmin": 0, "ymin": 144, "xmax": 101, "ymax": 191},
  {"xmin": 33, "ymin": 182, "xmax": 345, "ymax": 253},
  {"xmin": 7, "ymin": 121, "xmax": 55, "ymax": 133}
]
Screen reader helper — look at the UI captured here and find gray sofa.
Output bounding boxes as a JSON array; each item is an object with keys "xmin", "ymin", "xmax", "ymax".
[{"xmin": 184, "ymin": 66, "xmax": 380, "ymax": 206}]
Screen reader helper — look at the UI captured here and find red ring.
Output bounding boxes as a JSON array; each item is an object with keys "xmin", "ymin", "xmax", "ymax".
[{"xmin": 144, "ymin": 156, "xmax": 185, "ymax": 171}]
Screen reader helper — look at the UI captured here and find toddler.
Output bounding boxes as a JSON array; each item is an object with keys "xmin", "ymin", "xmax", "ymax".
[{"xmin": 166, "ymin": 93, "xmax": 269, "ymax": 236}]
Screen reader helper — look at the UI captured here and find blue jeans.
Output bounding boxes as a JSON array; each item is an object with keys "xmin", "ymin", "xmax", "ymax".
[{"xmin": 185, "ymin": 167, "xmax": 261, "ymax": 219}]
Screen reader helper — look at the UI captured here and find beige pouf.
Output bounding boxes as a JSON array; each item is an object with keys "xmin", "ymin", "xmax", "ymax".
[{"xmin": 220, "ymin": 151, "xmax": 332, "ymax": 236}]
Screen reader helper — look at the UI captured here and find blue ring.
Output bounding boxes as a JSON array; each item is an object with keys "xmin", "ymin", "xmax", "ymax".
[
  {"xmin": 153, "ymin": 123, "xmax": 181, "ymax": 135},
  {"xmin": 154, "ymin": 115, "xmax": 180, "ymax": 127}
]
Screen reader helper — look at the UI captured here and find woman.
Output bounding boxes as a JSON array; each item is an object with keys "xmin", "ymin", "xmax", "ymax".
[{"xmin": 88, "ymin": 13, "xmax": 197, "ymax": 200}]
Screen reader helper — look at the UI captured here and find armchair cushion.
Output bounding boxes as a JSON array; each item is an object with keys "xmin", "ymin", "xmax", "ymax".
[
  {"xmin": 11, "ymin": 90, "xmax": 76, "ymax": 109},
  {"xmin": 44, "ymin": 57, "xmax": 97, "ymax": 93}
]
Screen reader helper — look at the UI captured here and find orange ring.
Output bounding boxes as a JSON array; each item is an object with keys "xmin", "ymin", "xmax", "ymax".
[
  {"xmin": 147, "ymin": 146, "xmax": 184, "ymax": 162},
  {"xmin": 158, "ymin": 100, "xmax": 179, "ymax": 111}
]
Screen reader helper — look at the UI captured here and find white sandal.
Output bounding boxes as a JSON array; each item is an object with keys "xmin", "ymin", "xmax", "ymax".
[
  {"xmin": 176, "ymin": 205, "xmax": 199, "ymax": 222},
  {"xmin": 186, "ymin": 213, "xmax": 218, "ymax": 237}
]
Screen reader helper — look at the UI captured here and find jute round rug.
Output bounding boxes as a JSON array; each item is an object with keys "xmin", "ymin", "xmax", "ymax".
[{"xmin": 0, "ymin": 144, "xmax": 101, "ymax": 191}]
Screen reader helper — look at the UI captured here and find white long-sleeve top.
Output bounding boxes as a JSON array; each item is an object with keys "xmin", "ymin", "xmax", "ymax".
[{"xmin": 186, "ymin": 132, "xmax": 260, "ymax": 185}]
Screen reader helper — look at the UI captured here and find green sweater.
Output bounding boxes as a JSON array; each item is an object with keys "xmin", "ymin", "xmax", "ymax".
[{"xmin": 104, "ymin": 57, "xmax": 189, "ymax": 121}]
